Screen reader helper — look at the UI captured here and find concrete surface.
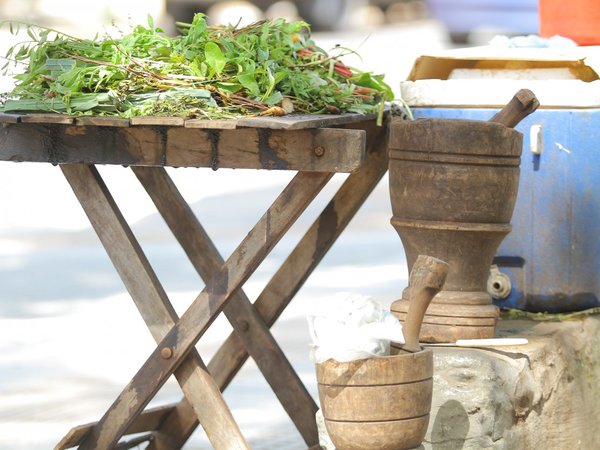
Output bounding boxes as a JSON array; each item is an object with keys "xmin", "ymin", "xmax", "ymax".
[{"xmin": 425, "ymin": 316, "xmax": 600, "ymax": 449}]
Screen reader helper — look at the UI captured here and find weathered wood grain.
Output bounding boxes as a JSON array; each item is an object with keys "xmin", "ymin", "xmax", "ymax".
[
  {"xmin": 55, "ymin": 404, "xmax": 171, "ymax": 449},
  {"xmin": 0, "ymin": 124, "xmax": 164, "ymax": 165},
  {"xmin": 184, "ymin": 118, "xmax": 238, "ymax": 129},
  {"xmin": 73, "ymin": 170, "xmax": 332, "ymax": 449},
  {"xmin": 0, "ymin": 123, "xmax": 365, "ymax": 172},
  {"xmin": 131, "ymin": 116, "xmax": 185, "ymax": 126},
  {"xmin": 133, "ymin": 166, "xmax": 319, "ymax": 447},
  {"xmin": 0, "ymin": 113, "xmax": 21, "ymax": 123},
  {"xmin": 74, "ymin": 116, "xmax": 131, "ymax": 127},
  {"xmin": 235, "ymin": 112, "xmax": 378, "ymax": 129},
  {"xmin": 166, "ymin": 127, "xmax": 365, "ymax": 172},
  {"xmin": 113, "ymin": 433, "xmax": 155, "ymax": 449},
  {"xmin": 60, "ymin": 164, "xmax": 250, "ymax": 450},
  {"xmin": 2, "ymin": 111, "xmax": 373, "ymax": 128},
  {"xmin": 20, "ymin": 113, "xmax": 74, "ymax": 124}
]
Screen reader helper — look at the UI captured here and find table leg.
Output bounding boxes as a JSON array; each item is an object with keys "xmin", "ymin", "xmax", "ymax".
[
  {"xmin": 211, "ymin": 121, "xmax": 389, "ymax": 372},
  {"xmin": 59, "ymin": 164, "xmax": 250, "ymax": 450},
  {"xmin": 133, "ymin": 166, "xmax": 320, "ymax": 446},
  {"xmin": 142, "ymin": 120, "xmax": 389, "ymax": 449},
  {"xmin": 76, "ymin": 170, "xmax": 332, "ymax": 450}
]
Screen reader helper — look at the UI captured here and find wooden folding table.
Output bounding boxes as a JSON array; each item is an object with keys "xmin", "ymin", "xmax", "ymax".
[{"xmin": 0, "ymin": 111, "xmax": 389, "ymax": 450}]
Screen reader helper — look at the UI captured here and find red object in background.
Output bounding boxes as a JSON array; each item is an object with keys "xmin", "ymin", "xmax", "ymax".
[{"xmin": 539, "ymin": 0, "xmax": 600, "ymax": 45}]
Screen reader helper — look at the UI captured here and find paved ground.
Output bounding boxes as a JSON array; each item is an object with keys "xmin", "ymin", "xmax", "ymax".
[{"xmin": 0, "ymin": 5, "xmax": 449, "ymax": 449}]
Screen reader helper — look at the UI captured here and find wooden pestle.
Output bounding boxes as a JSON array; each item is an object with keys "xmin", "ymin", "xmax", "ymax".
[
  {"xmin": 399, "ymin": 255, "xmax": 449, "ymax": 353},
  {"xmin": 489, "ymin": 88, "xmax": 540, "ymax": 128}
]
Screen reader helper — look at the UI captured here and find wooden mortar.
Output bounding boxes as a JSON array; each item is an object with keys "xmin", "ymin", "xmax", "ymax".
[
  {"xmin": 389, "ymin": 90, "xmax": 539, "ymax": 342},
  {"xmin": 316, "ymin": 255, "xmax": 447, "ymax": 450}
]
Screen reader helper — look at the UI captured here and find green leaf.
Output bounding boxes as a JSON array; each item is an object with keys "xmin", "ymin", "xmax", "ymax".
[
  {"xmin": 273, "ymin": 70, "xmax": 287, "ymax": 84},
  {"xmin": 216, "ymin": 82, "xmax": 242, "ymax": 93},
  {"xmin": 2, "ymin": 97, "xmax": 67, "ymax": 112},
  {"xmin": 257, "ymin": 47, "xmax": 269, "ymax": 62},
  {"xmin": 45, "ymin": 58, "xmax": 76, "ymax": 71},
  {"xmin": 16, "ymin": 45, "xmax": 28, "ymax": 58},
  {"xmin": 151, "ymin": 46, "xmax": 171, "ymax": 58},
  {"xmin": 0, "ymin": 16, "xmax": 391, "ymax": 119},
  {"xmin": 351, "ymin": 72, "xmax": 394, "ymax": 101},
  {"xmin": 204, "ymin": 41, "xmax": 226, "ymax": 76},
  {"xmin": 189, "ymin": 59, "xmax": 203, "ymax": 77},
  {"xmin": 263, "ymin": 90, "xmax": 283, "ymax": 105},
  {"xmin": 237, "ymin": 73, "xmax": 260, "ymax": 97}
]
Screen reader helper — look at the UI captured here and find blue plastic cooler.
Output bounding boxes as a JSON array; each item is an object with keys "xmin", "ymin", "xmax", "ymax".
[
  {"xmin": 401, "ymin": 49, "xmax": 600, "ymax": 312},
  {"xmin": 410, "ymin": 107, "xmax": 600, "ymax": 313}
]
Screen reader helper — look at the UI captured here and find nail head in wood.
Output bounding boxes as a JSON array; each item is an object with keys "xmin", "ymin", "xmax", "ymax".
[
  {"xmin": 160, "ymin": 347, "xmax": 174, "ymax": 359},
  {"xmin": 238, "ymin": 319, "xmax": 250, "ymax": 332}
]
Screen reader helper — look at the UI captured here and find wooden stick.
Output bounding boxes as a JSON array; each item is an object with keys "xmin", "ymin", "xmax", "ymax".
[{"xmin": 489, "ymin": 88, "xmax": 540, "ymax": 128}]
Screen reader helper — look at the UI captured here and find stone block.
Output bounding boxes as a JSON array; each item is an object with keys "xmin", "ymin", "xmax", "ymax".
[{"xmin": 425, "ymin": 316, "xmax": 600, "ymax": 449}]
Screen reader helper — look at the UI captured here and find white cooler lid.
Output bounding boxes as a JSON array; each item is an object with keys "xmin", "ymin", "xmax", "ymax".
[{"xmin": 401, "ymin": 46, "xmax": 600, "ymax": 108}]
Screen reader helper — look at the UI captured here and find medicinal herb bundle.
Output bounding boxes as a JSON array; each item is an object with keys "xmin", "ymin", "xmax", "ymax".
[{"xmin": 0, "ymin": 14, "xmax": 393, "ymax": 122}]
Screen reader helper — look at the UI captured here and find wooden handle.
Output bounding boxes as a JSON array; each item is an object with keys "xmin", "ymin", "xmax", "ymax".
[
  {"xmin": 401, "ymin": 255, "xmax": 449, "ymax": 353},
  {"xmin": 489, "ymin": 89, "xmax": 540, "ymax": 128}
]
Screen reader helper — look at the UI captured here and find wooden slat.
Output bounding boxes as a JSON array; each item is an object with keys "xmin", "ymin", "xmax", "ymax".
[
  {"xmin": 0, "ymin": 124, "xmax": 164, "ymax": 165},
  {"xmin": 60, "ymin": 164, "xmax": 250, "ymax": 450},
  {"xmin": 20, "ymin": 113, "xmax": 74, "ymax": 124},
  {"xmin": 131, "ymin": 116, "xmax": 185, "ymax": 126},
  {"xmin": 0, "ymin": 113, "xmax": 22, "ymax": 123},
  {"xmin": 184, "ymin": 118, "xmax": 238, "ymax": 129},
  {"xmin": 133, "ymin": 166, "xmax": 319, "ymax": 447},
  {"xmin": 75, "ymin": 116, "xmax": 130, "ymax": 127},
  {"xmin": 167, "ymin": 127, "xmax": 366, "ymax": 172},
  {"xmin": 77, "ymin": 170, "xmax": 332, "ymax": 450},
  {"xmin": 135, "ymin": 119, "xmax": 390, "ymax": 449},
  {"xmin": 7, "ymin": 111, "xmax": 371, "ymax": 128},
  {"xmin": 235, "ymin": 112, "xmax": 378, "ymax": 129},
  {"xmin": 113, "ymin": 433, "xmax": 155, "ymax": 449},
  {"xmin": 0, "ymin": 124, "xmax": 365, "ymax": 172},
  {"xmin": 55, "ymin": 404, "xmax": 171, "ymax": 449}
]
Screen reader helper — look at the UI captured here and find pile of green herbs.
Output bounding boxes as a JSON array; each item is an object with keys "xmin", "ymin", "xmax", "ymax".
[{"xmin": 0, "ymin": 14, "xmax": 393, "ymax": 123}]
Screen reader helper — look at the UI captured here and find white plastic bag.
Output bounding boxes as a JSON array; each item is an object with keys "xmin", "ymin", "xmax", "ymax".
[{"xmin": 307, "ymin": 293, "xmax": 405, "ymax": 363}]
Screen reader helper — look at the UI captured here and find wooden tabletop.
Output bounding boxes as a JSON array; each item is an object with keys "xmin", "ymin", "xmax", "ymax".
[{"xmin": 0, "ymin": 112, "xmax": 375, "ymax": 172}]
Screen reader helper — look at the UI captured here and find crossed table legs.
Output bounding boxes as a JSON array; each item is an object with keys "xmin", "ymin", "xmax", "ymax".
[{"xmin": 55, "ymin": 120, "xmax": 388, "ymax": 450}]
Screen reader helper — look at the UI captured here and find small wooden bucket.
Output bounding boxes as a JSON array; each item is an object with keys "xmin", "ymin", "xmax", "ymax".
[{"xmin": 316, "ymin": 348, "xmax": 433, "ymax": 450}]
